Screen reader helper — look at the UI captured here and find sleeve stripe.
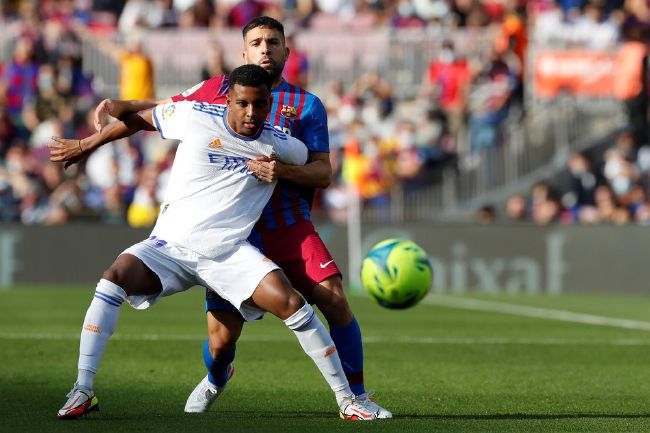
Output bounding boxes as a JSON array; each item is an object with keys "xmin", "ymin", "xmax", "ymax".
[{"xmin": 152, "ymin": 106, "xmax": 165, "ymax": 139}]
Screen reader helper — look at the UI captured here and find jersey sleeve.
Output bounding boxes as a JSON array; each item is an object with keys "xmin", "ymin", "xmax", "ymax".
[
  {"xmin": 152, "ymin": 101, "xmax": 192, "ymax": 141},
  {"xmin": 300, "ymin": 96, "xmax": 330, "ymax": 153},
  {"xmin": 171, "ymin": 75, "xmax": 228, "ymax": 104},
  {"xmin": 275, "ymin": 135, "xmax": 308, "ymax": 166}
]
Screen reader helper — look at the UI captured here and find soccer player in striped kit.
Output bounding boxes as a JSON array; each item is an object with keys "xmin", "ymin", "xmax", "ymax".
[{"xmin": 93, "ymin": 16, "xmax": 391, "ymax": 419}]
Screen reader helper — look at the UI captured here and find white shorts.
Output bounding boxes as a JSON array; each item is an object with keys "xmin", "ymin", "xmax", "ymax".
[{"xmin": 121, "ymin": 236, "xmax": 279, "ymax": 321}]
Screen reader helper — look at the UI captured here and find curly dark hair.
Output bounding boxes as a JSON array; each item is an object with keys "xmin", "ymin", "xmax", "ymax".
[{"xmin": 227, "ymin": 64, "xmax": 273, "ymax": 92}]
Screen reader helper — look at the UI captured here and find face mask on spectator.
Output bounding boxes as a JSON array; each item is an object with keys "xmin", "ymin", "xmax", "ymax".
[
  {"xmin": 612, "ymin": 177, "xmax": 631, "ymax": 195},
  {"xmin": 397, "ymin": 1, "xmax": 415, "ymax": 17},
  {"xmin": 38, "ymin": 73, "xmax": 54, "ymax": 92}
]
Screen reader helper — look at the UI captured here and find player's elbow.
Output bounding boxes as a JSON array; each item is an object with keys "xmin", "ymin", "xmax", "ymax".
[{"xmin": 316, "ymin": 169, "xmax": 332, "ymax": 189}]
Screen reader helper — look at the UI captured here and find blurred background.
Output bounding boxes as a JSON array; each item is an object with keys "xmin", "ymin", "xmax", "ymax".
[{"xmin": 1, "ymin": 0, "xmax": 649, "ymax": 294}]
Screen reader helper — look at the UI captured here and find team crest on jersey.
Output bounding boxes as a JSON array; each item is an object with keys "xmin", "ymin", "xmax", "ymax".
[
  {"xmin": 209, "ymin": 138, "xmax": 222, "ymax": 149},
  {"xmin": 181, "ymin": 81, "xmax": 204, "ymax": 97},
  {"xmin": 162, "ymin": 104, "xmax": 176, "ymax": 120},
  {"xmin": 280, "ymin": 105, "xmax": 298, "ymax": 119}
]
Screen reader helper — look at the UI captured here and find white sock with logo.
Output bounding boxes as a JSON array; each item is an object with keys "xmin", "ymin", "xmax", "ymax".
[
  {"xmin": 284, "ymin": 303, "xmax": 353, "ymax": 408},
  {"xmin": 77, "ymin": 279, "xmax": 127, "ymax": 390}
]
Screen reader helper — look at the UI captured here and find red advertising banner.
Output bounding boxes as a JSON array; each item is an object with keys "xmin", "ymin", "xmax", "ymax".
[{"xmin": 533, "ymin": 51, "xmax": 617, "ymax": 98}]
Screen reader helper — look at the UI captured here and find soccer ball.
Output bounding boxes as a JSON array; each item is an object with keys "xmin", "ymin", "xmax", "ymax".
[{"xmin": 361, "ymin": 238, "xmax": 432, "ymax": 309}]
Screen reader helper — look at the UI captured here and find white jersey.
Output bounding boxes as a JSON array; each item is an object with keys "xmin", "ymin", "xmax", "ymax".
[{"xmin": 151, "ymin": 101, "xmax": 308, "ymax": 258}]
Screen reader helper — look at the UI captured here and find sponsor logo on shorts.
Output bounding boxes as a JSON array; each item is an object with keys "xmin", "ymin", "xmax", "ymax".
[
  {"xmin": 84, "ymin": 325, "xmax": 102, "ymax": 334},
  {"xmin": 324, "ymin": 346, "xmax": 337, "ymax": 357},
  {"xmin": 319, "ymin": 260, "xmax": 335, "ymax": 269}
]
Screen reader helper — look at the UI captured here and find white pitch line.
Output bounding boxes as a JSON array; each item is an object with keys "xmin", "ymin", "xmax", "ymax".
[
  {"xmin": 424, "ymin": 295, "xmax": 650, "ymax": 332},
  {"xmin": 1, "ymin": 333, "xmax": 650, "ymax": 346}
]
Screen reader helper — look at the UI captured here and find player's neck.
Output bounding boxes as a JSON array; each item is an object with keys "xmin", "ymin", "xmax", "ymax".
[{"xmin": 271, "ymin": 75, "xmax": 283, "ymax": 89}]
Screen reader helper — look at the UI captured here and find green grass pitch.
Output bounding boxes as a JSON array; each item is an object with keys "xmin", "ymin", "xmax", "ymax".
[{"xmin": 1, "ymin": 286, "xmax": 650, "ymax": 432}]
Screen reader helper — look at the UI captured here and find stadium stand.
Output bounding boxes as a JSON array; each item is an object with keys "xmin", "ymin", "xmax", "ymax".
[{"xmin": 0, "ymin": 0, "xmax": 644, "ymax": 226}]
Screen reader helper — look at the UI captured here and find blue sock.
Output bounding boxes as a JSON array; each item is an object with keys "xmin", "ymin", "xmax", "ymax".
[
  {"xmin": 202, "ymin": 338, "xmax": 235, "ymax": 387},
  {"xmin": 330, "ymin": 317, "xmax": 365, "ymax": 395}
]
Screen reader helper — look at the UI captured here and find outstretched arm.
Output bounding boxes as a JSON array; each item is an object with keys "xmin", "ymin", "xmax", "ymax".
[
  {"xmin": 49, "ymin": 109, "xmax": 156, "ymax": 168},
  {"xmin": 94, "ymin": 98, "xmax": 172, "ymax": 132}
]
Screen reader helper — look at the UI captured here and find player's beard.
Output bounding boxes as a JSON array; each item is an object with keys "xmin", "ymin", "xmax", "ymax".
[{"xmin": 265, "ymin": 61, "xmax": 285, "ymax": 87}]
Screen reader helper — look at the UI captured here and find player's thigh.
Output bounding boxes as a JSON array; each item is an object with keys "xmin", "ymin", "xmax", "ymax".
[
  {"xmin": 259, "ymin": 221, "xmax": 342, "ymax": 299},
  {"xmin": 102, "ymin": 253, "xmax": 161, "ymax": 296},
  {"xmin": 247, "ymin": 269, "xmax": 305, "ymax": 320},
  {"xmin": 197, "ymin": 242, "xmax": 280, "ymax": 321},
  {"xmin": 118, "ymin": 238, "xmax": 198, "ymax": 305}
]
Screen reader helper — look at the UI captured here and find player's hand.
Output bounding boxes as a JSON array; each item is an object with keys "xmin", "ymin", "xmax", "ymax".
[
  {"xmin": 248, "ymin": 156, "xmax": 280, "ymax": 183},
  {"xmin": 94, "ymin": 98, "xmax": 114, "ymax": 132},
  {"xmin": 48, "ymin": 136, "xmax": 85, "ymax": 169}
]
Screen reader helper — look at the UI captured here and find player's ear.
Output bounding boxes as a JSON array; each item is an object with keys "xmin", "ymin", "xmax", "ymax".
[
  {"xmin": 284, "ymin": 47, "xmax": 290, "ymax": 61},
  {"xmin": 242, "ymin": 50, "xmax": 248, "ymax": 63}
]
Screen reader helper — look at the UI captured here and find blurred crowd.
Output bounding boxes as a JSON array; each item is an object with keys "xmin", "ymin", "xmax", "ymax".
[
  {"xmin": 2, "ymin": 0, "xmax": 650, "ymax": 226},
  {"xmin": 492, "ymin": 130, "xmax": 650, "ymax": 225}
]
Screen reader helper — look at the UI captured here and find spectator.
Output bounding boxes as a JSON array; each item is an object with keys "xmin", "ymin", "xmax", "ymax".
[
  {"xmin": 467, "ymin": 53, "xmax": 516, "ymax": 158},
  {"xmin": 201, "ymin": 41, "xmax": 231, "ymax": 81},
  {"xmin": 559, "ymin": 152, "xmax": 598, "ymax": 219},
  {"xmin": 118, "ymin": 0, "xmax": 168, "ymax": 31},
  {"xmin": 283, "ymin": 31, "xmax": 310, "ymax": 88},
  {"xmin": 1, "ymin": 36, "xmax": 38, "ymax": 124},
  {"xmin": 613, "ymin": 27, "xmax": 649, "ymax": 146},
  {"xmin": 571, "ymin": 3, "xmax": 620, "ymax": 49},
  {"xmin": 505, "ymin": 194, "xmax": 527, "ymax": 221},
  {"xmin": 86, "ymin": 29, "xmax": 154, "ymax": 100},
  {"xmin": 475, "ymin": 204, "xmax": 496, "ymax": 224},
  {"xmin": 127, "ymin": 164, "xmax": 160, "ymax": 228},
  {"xmin": 421, "ymin": 39, "xmax": 471, "ymax": 143}
]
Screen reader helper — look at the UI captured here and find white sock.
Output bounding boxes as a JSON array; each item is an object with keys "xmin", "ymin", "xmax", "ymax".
[
  {"xmin": 77, "ymin": 279, "xmax": 127, "ymax": 390},
  {"xmin": 284, "ymin": 303, "xmax": 353, "ymax": 408}
]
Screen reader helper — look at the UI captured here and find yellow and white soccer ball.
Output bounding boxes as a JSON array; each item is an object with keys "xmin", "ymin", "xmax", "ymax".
[{"xmin": 361, "ymin": 238, "xmax": 432, "ymax": 309}]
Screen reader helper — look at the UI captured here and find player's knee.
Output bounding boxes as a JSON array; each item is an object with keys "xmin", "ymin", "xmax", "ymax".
[
  {"xmin": 101, "ymin": 266, "xmax": 125, "ymax": 288},
  {"xmin": 207, "ymin": 331, "xmax": 235, "ymax": 358},
  {"xmin": 314, "ymin": 281, "xmax": 353, "ymax": 325},
  {"xmin": 278, "ymin": 293, "xmax": 306, "ymax": 321},
  {"xmin": 320, "ymin": 293, "xmax": 352, "ymax": 325}
]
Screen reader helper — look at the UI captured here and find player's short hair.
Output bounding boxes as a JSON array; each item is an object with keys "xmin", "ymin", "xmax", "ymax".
[
  {"xmin": 228, "ymin": 64, "xmax": 273, "ymax": 92},
  {"xmin": 242, "ymin": 16, "xmax": 285, "ymax": 41}
]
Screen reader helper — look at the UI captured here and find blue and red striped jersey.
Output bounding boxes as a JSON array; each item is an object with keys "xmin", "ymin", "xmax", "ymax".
[{"xmin": 172, "ymin": 76, "xmax": 329, "ymax": 230}]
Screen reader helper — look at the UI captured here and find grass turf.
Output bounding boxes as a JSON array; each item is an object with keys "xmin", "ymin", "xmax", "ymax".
[{"xmin": 1, "ymin": 286, "xmax": 649, "ymax": 432}]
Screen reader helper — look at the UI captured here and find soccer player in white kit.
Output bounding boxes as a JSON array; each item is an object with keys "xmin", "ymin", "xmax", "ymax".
[{"xmin": 49, "ymin": 64, "xmax": 377, "ymax": 421}]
